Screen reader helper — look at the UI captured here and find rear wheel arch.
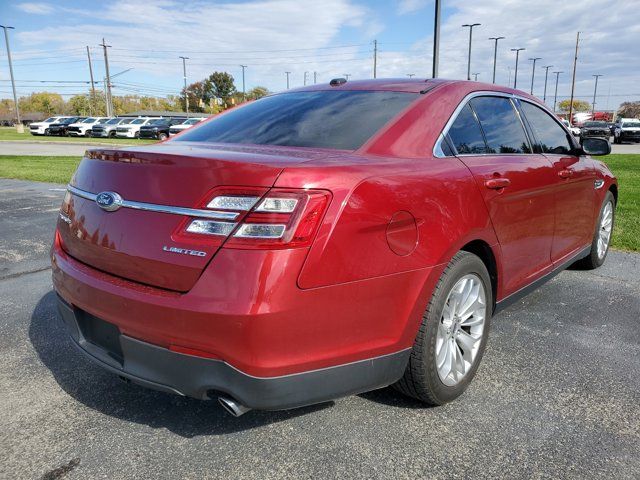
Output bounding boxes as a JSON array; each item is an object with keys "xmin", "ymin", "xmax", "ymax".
[
  {"xmin": 460, "ymin": 240, "xmax": 498, "ymax": 310},
  {"xmin": 609, "ymin": 184, "xmax": 618, "ymax": 205}
]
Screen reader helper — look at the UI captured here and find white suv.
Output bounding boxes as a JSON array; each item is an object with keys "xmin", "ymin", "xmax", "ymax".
[
  {"xmin": 29, "ymin": 116, "xmax": 73, "ymax": 136},
  {"xmin": 115, "ymin": 117, "xmax": 159, "ymax": 138},
  {"xmin": 67, "ymin": 117, "xmax": 111, "ymax": 137},
  {"xmin": 169, "ymin": 117, "xmax": 207, "ymax": 136}
]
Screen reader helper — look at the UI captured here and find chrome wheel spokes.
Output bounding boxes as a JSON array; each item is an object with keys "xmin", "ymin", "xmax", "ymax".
[
  {"xmin": 435, "ymin": 274, "xmax": 486, "ymax": 387},
  {"xmin": 597, "ymin": 201, "xmax": 613, "ymax": 259}
]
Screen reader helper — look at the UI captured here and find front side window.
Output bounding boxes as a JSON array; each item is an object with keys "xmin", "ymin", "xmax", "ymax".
[
  {"xmin": 447, "ymin": 104, "xmax": 487, "ymax": 154},
  {"xmin": 470, "ymin": 96, "xmax": 531, "ymax": 154},
  {"xmin": 131, "ymin": 118, "xmax": 146, "ymax": 125},
  {"xmin": 174, "ymin": 90, "xmax": 418, "ymax": 150},
  {"xmin": 519, "ymin": 101, "xmax": 573, "ymax": 155}
]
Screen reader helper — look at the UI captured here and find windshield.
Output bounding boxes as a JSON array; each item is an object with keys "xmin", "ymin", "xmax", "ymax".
[
  {"xmin": 82, "ymin": 118, "xmax": 96, "ymax": 123},
  {"xmin": 61, "ymin": 117, "xmax": 78, "ymax": 124},
  {"xmin": 131, "ymin": 118, "xmax": 147, "ymax": 125},
  {"xmin": 622, "ymin": 122, "xmax": 640, "ymax": 128},
  {"xmin": 584, "ymin": 121, "xmax": 607, "ymax": 127},
  {"xmin": 44, "ymin": 117, "xmax": 58, "ymax": 123},
  {"xmin": 148, "ymin": 119, "xmax": 167, "ymax": 125},
  {"xmin": 104, "ymin": 118, "xmax": 119, "ymax": 124},
  {"xmin": 184, "ymin": 118, "xmax": 200, "ymax": 125},
  {"xmin": 174, "ymin": 91, "xmax": 418, "ymax": 150}
]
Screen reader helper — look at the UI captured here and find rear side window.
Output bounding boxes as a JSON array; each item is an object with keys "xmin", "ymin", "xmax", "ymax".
[
  {"xmin": 174, "ymin": 91, "xmax": 418, "ymax": 150},
  {"xmin": 519, "ymin": 101, "xmax": 572, "ymax": 154},
  {"xmin": 447, "ymin": 104, "xmax": 487, "ymax": 154},
  {"xmin": 470, "ymin": 96, "xmax": 531, "ymax": 154}
]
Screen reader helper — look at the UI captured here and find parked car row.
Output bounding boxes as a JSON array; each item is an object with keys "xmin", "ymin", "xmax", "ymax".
[{"xmin": 29, "ymin": 115, "xmax": 208, "ymax": 140}]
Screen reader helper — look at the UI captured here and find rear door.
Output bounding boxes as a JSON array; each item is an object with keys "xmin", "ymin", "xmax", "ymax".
[
  {"xmin": 517, "ymin": 100, "xmax": 597, "ymax": 263},
  {"xmin": 447, "ymin": 95, "xmax": 557, "ymax": 297}
]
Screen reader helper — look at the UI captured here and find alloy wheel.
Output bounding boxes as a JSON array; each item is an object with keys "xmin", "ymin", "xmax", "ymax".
[
  {"xmin": 435, "ymin": 274, "xmax": 486, "ymax": 387},
  {"xmin": 597, "ymin": 201, "xmax": 613, "ymax": 259}
]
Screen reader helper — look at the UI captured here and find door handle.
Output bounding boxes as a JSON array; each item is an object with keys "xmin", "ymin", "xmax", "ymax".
[
  {"xmin": 484, "ymin": 178, "xmax": 511, "ymax": 189},
  {"xmin": 558, "ymin": 169, "xmax": 573, "ymax": 179}
]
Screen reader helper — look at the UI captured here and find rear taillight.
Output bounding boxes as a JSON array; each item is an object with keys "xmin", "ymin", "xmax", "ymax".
[{"xmin": 180, "ymin": 188, "xmax": 330, "ymax": 249}]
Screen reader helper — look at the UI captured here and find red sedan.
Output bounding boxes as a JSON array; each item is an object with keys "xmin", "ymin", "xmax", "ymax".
[{"xmin": 52, "ymin": 79, "xmax": 616, "ymax": 416}]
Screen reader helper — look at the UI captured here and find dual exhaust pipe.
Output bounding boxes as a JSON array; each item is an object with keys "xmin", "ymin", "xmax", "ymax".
[{"xmin": 218, "ymin": 396, "xmax": 251, "ymax": 417}]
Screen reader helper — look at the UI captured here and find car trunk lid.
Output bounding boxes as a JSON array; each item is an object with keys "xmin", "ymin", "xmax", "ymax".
[{"xmin": 57, "ymin": 143, "xmax": 329, "ymax": 291}]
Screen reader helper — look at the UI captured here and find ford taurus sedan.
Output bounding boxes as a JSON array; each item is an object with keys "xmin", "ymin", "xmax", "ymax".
[{"xmin": 52, "ymin": 79, "xmax": 617, "ymax": 416}]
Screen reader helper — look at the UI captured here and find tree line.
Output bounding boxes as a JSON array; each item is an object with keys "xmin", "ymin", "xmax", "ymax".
[{"xmin": 0, "ymin": 71, "xmax": 269, "ymax": 117}]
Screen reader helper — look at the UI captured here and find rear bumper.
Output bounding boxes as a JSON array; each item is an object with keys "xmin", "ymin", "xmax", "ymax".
[
  {"xmin": 57, "ymin": 295, "xmax": 409, "ymax": 409},
  {"xmin": 52, "ymin": 239, "xmax": 433, "ymax": 393}
]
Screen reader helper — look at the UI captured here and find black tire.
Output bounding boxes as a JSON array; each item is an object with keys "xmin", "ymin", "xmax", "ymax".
[
  {"xmin": 394, "ymin": 251, "xmax": 492, "ymax": 405},
  {"xmin": 109, "ymin": 131, "xmax": 116, "ymax": 138},
  {"xmin": 574, "ymin": 191, "xmax": 615, "ymax": 270},
  {"xmin": 158, "ymin": 132, "xmax": 168, "ymax": 141},
  {"xmin": 44, "ymin": 128, "xmax": 50, "ymax": 136},
  {"xmin": 134, "ymin": 131, "xmax": 140, "ymax": 139}
]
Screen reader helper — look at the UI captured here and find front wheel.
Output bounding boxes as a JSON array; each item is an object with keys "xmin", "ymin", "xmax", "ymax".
[
  {"xmin": 575, "ymin": 191, "xmax": 615, "ymax": 269},
  {"xmin": 158, "ymin": 132, "xmax": 168, "ymax": 141},
  {"xmin": 394, "ymin": 251, "xmax": 492, "ymax": 405}
]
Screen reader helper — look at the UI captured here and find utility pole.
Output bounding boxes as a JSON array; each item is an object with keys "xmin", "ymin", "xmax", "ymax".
[
  {"xmin": 343, "ymin": 73, "xmax": 351, "ymax": 80},
  {"xmin": 462, "ymin": 23, "xmax": 481, "ymax": 81},
  {"xmin": 0, "ymin": 25, "xmax": 23, "ymax": 133},
  {"xmin": 511, "ymin": 48, "xmax": 525, "ymax": 89},
  {"xmin": 529, "ymin": 57, "xmax": 541, "ymax": 95},
  {"xmin": 100, "ymin": 38, "xmax": 113, "ymax": 117},
  {"xmin": 508, "ymin": 66, "xmax": 512, "ymax": 87},
  {"xmin": 240, "ymin": 65, "xmax": 247, "ymax": 102},
  {"xmin": 432, "ymin": 0, "xmax": 441, "ymax": 78},
  {"xmin": 568, "ymin": 32, "xmax": 580, "ymax": 126},
  {"xmin": 179, "ymin": 56, "xmax": 189, "ymax": 117},
  {"xmin": 592, "ymin": 74, "xmax": 603, "ymax": 115},
  {"xmin": 373, "ymin": 39, "xmax": 377, "ymax": 79},
  {"xmin": 313, "ymin": 71, "xmax": 317, "ymax": 84},
  {"xmin": 552, "ymin": 71, "xmax": 563, "ymax": 112},
  {"xmin": 407, "ymin": 73, "xmax": 415, "ymax": 78},
  {"xmin": 304, "ymin": 71, "xmax": 308, "ymax": 86},
  {"xmin": 86, "ymin": 46, "xmax": 96, "ymax": 115},
  {"xmin": 285, "ymin": 71, "xmax": 290, "ymax": 89},
  {"xmin": 473, "ymin": 73, "xmax": 480, "ymax": 81},
  {"xmin": 542, "ymin": 65, "xmax": 553, "ymax": 103},
  {"xmin": 489, "ymin": 36, "xmax": 505, "ymax": 84}
]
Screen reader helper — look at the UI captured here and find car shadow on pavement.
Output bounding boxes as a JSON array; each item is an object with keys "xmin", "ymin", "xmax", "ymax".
[{"xmin": 29, "ymin": 290, "xmax": 332, "ymax": 438}]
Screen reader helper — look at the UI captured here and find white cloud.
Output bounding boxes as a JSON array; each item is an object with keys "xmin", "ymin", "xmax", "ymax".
[
  {"xmin": 16, "ymin": 2, "xmax": 54, "ymax": 15},
  {"xmin": 397, "ymin": 0, "xmax": 429, "ymax": 16}
]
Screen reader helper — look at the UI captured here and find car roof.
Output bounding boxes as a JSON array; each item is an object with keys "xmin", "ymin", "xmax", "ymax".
[{"xmin": 284, "ymin": 78, "xmax": 533, "ymax": 96}]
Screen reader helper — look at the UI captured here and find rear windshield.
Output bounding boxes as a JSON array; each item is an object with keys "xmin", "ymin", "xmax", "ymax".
[{"xmin": 174, "ymin": 90, "xmax": 418, "ymax": 150}]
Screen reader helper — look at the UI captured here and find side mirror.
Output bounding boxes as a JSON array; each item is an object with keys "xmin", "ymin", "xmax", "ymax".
[{"xmin": 581, "ymin": 137, "xmax": 611, "ymax": 156}]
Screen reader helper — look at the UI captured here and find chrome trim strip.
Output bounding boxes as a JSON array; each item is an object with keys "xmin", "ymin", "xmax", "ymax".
[{"xmin": 67, "ymin": 185, "xmax": 239, "ymax": 220}]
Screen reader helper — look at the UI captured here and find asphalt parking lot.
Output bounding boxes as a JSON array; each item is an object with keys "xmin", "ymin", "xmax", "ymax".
[{"xmin": 1, "ymin": 178, "xmax": 639, "ymax": 479}]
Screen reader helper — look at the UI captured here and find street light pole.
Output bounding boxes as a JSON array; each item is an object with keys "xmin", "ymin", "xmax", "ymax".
[
  {"xmin": 552, "ymin": 71, "xmax": 563, "ymax": 112},
  {"xmin": 179, "ymin": 56, "xmax": 189, "ymax": 117},
  {"xmin": 432, "ymin": 0, "xmax": 441, "ymax": 78},
  {"xmin": 529, "ymin": 57, "xmax": 541, "ymax": 95},
  {"xmin": 240, "ymin": 65, "xmax": 247, "ymax": 102},
  {"xmin": 462, "ymin": 23, "xmax": 481, "ymax": 81},
  {"xmin": 407, "ymin": 73, "xmax": 416, "ymax": 78},
  {"xmin": 510, "ymin": 48, "xmax": 525, "ymax": 89},
  {"xmin": 473, "ymin": 73, "xmax": 480, "ymax": 81},
  {"xmin": 592, "ymin": 74, "xmax": 603, "ymax": 115},
  {"xmin": 542, "ymin": 65, "xmax": 553, "ymax": 103},
  {"xmin": 489, "ymin": 36, "xmax": 505, "ymax": 84},
  {"xmin": 0, "ymin": 25, "xmax": 23, "ymax": 133},
  {"xmin": 285, "ymin": 71, "xmax": 290, "ymax": 89}
]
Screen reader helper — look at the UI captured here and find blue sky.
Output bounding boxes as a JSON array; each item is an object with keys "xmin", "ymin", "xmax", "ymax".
[{"xmin": 1, "ymin": 0, "xmax": 639, "ymax": 110}]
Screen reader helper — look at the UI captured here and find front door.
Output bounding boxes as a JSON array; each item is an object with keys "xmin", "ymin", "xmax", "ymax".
[{"xmin": 517, "ymin": 100, "xmax": 597, "ymax": 263}]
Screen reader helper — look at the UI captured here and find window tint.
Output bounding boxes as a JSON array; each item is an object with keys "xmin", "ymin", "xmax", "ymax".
[
  {"xmin": 447, "ymin": 104, "xmax": 487, "ymax": 154},
  {"xmin": 519, "ymin": 101, "xmax": 572, "ymax": 154},
  {"xmin": 174, "ymin": 91, "xmax": 418, "ymax": 150},
  {"xmin": 470, "ymin": 96, "xmax": 531, "ymax": 154}
]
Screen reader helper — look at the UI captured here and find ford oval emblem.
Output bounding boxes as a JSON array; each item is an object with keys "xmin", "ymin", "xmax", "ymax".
[{"xmin": 95, "ymin": 191, "xmax": 123, "ymax": 212}]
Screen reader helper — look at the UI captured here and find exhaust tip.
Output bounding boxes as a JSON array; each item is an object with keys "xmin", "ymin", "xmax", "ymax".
[{"xmin": 218, "ymin": 396, "xmax": 251, "ymax": 417}]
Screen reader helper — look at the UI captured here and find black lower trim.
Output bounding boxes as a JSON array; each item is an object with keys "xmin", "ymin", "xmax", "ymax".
[
  {"xmin": 56, "ymin": 296, "xmax": 410, "ymax": 410},
  {"xmin": 494, "ymin": 245, "xmax": 591, "ymax": 314}
]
